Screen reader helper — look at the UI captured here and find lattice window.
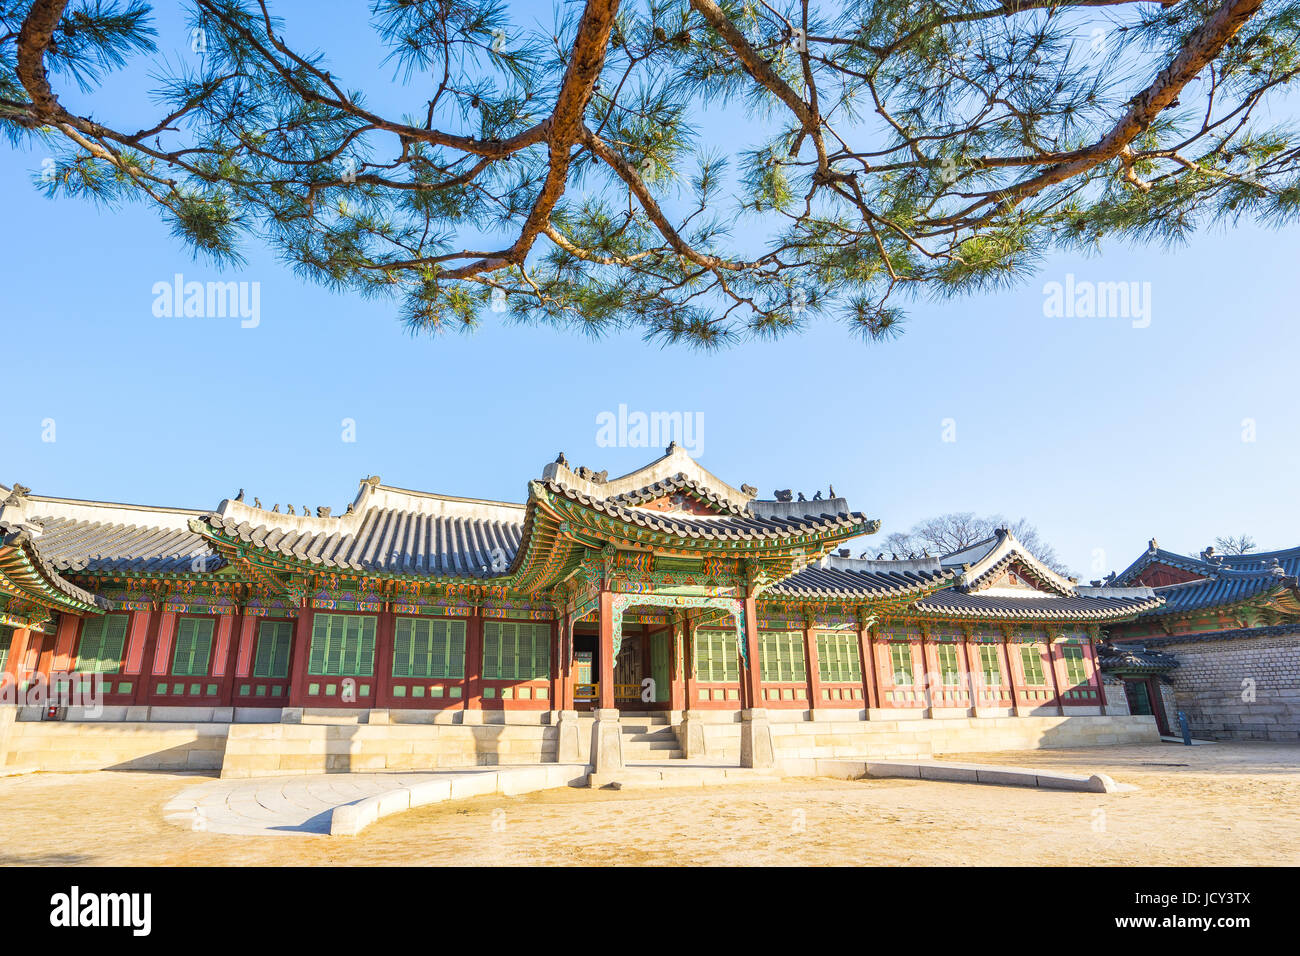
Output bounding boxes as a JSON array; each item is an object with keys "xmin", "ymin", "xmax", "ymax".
[
  {"xmin": 1061, "ymin": 644, "xmax": 1089, "ymax": 687},
  {"xmin": 1019, "ymin": 644, "xmax": 1046, "ymax": 685},
  {"xmin": 816, "ymin": 632, "xmax": 862, "ymax": 683},
  {"xmin": 0, "ymin": 625, "xmax": 14, "ymax": 673},
  {"xmin": 694, "ymin": 629, "xmax": 739, "ymax": 683},
  {"xmin": 307, "ymin": 614, "xmax": 376, "ymax": 677},
  {"xmin": 935, "ymin": 642, "xmax": 962, "ymax": 684},
  {"xmin": 889, "ymin": 643, "xmax": 914, "ymax": 685},
  {"xmin": 482, "ymin": 621, "xmax": 549, "ymax": 680},
  {"xmin": 979, "ymin": 645, "xmax": 1003, "ymax": 687},
  {"xmin": 76, "ymin": 614, "xmax": 130, "ymax": 674},
  {"xmin": 252, "ymin": 620, "xmax": 294, "ymax": 679},
  {"xmin": 171, "ymin": 617, "xmax": 215, "ymax": 677},
  {"xmin": 759, "ymin": 631, "xmax": 806, "ymax": 682},
  {"xmin": 394, "ymin": 616, "xmax": 466, "ymax": 679}
]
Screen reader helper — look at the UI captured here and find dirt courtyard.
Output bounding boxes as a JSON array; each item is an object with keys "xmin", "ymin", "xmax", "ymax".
[{"xmin": 0, "ymin": 742, "xmax": 1295, "ymax": 866}]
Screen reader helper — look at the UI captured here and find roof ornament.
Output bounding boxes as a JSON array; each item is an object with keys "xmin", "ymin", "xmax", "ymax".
[
  {"xmin": 344, "ymin": 503, "xmax": 355, "ymax": 516},
  {"xmin": 740, "ymin": 484, "xmax": 758, "ymax": 497},
  {"xmin": 272, "ymin": 504, "xmax": 280, "ymax": 513},
  {"xmin": 665, "ymin": 441, "xmax": 679, "ymax": 455},
  {"xmin": 555, "ymin": 452, "xmax": 568, "ymax": 466},
  {"xmin": 253, "ymin": 497, "xmax": 262, "ymax": 509},
  {"xmin": 774, "ymin": 489, "xmax": 792, "ymax": 502},
  {"xmin": 1148, "ymin": 537, "xmax": 1158, "ymax": 553},
  {"xmin": 317, "ymin": 507, "xmax": 331, "ymax": 518},
  {"xmin": 1269, "ymin": 558, "xmax": 1286, "ymax": 577},
  {"xmin": 286, "ymin": 504, "xmax": 295, "ymax": 515},
  {"xmin": 797, "ymin": 492, "xmax": 807, "ymax": 502},
  {"xmin": 235, "ymin": 489, "xmax": 245, "ymax": 502},
  {"xmin": 2, "ymin": 483, "xmax": 30, "ymax": 506},
  {"xmin": 302, "ymin": 505, "xmax": 310, "ymax": 516},
  {"xmin": 813, "ymin": 490, "xmax": 823, "ymax": 501},
  {"xmin": 1201, "ymin": 545, "xmax": 1216, "ymax": 561},
  {"xmin": 828, "ymin": 484, "xmax": 836, "ymax": 498},
  {"xmin": 1104, "ymin": 571, "xmax": 1117, "ymax": 584}
]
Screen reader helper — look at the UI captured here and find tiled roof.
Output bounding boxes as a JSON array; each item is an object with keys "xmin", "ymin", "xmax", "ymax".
[
  {"xmin": 1143, "ymin": 570, "xmax": 1297, "ymax": 617},
  {"xmin": 541, "ymin": 480, "xmax": 871, "ymax": 541},
  {"xmin": 769, "ymin": 557, "xmax": 948, "ymax": 600},
  {"xmin": 1096, "ymin": 641, "xmax": 1178, "ymax": 673},
  {"xmin": 608, "ymin": 474, "xmax": 747, "ymax": 516},
  {"xmin": 911, "ymin": 588, "xmax": 1163, "ymax": 621},
  {"xmin": 0, "ymin": 522, "xmax": 106, "ymax": 608},
  {"xmin": 7, "ymin": 515, "xmax": 220, "ymax": 575},
  {"xmin": 203, "ymin": 509, "xmax": 524, "ymax": 577},
  {"xmin": 1114, "ymin": 543, "xmax": 1300, "ymax": 586}
]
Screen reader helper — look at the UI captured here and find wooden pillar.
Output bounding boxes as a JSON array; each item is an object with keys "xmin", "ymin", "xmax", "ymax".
[
  {"xmin": 1003, "ymin": 628, "xmax": 1024, "ymax": 714},
  {"xmin": 211, "ymin": 612, "xmax": 238, "ymax": 705},
  {"xmin": 669, "ymin": 618, "xmax": 685, "ymax": 711},
  {"xmin": 1045, "ymin": 634, "xmax": 1067, "ymax": 715},
  {"xmin": 131, "ymin": 606, "xmax": 165, "ymax": 705},
  {"xmin": 804, "ymin": 623, "xmax": 821, "ymax": 711},
  {"xmin": 373, "ymin": 609, "xmax": 396, "ymax": 708},
  {"xmin": 51, "ymin": 613, "xmax": 80, "ymax": 675},
  {"xmin": 463, "ymin": 611, "xmax": 483, "ymax": 712},
  {"xmin": 683, "ymin": 616, "xmax": 698, "ymax": 710},
  {"xmin": 742, "ymin": 596, "xmax": 761, "ymax": 709},
  {"xmin": 287, "ymin": 609, "xmax": 315, "ymax": 708},
  {"xmin": 3, "ymin": 627, "xmax": 31, "ymax": 690},
  {"xmin": 859, "ymin": 620, "xmax": 881, "ymax": 711},
  {"xmin": 556, "ymin": 614, "xmax": 571, "ymax": 711},
  {"xmin": 963, "ymin": 632, "xmax": 984, "ymax": 709},
  {"xmin": 917, "ymin": 625, "xmax": 935, "ymax": 711},
  {"xmin": 1088, "ymin": 631, "xmax": 1108, "ymax": 708},
  {"xmin": 233, "ymin": 615, "xmax": 258, "ymax": 682},
  {"xmin": 597, "ymin": 589, "xmax": 615, "ymax": 710}
]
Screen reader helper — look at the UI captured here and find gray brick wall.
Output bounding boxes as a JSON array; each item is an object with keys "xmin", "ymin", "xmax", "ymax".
[{"xmin": 1161, "ymin": 631, "xmax": 1300, "ymax": 742}]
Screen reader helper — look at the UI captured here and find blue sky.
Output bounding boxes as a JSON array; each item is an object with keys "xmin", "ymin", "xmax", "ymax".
[{"xmin": 1, "ymin": 2, "xmax": 1297, "ymax": 579}]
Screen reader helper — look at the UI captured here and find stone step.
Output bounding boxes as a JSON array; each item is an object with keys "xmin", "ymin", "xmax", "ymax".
[
  {"xmin": 588, "ymin": 767, "xmax": 783, "ymax": 789},
  {"xmin": 623, "ymin": 738, "xmax": 681, "ymax": 750},
  {"xmin": 623, "ymin": 728, "xmax": 678, "ymax": 740}
]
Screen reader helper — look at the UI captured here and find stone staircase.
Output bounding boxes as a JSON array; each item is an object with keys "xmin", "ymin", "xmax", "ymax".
[{"xmin": 618, "ymin": 712, "xmax": 684, "ymax": 761}]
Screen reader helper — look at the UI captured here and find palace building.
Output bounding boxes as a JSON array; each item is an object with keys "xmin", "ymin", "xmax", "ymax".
[
  {"xmin": 1103, "ymin": 541, "xmax": 1300, "ymax": 742},
  {"xmin": 0, "ymin": 446, "xmax": 1171, "ymax": 775}
]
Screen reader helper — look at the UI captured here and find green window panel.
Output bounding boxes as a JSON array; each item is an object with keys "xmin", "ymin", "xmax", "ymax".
[
  {"xmin": 252, "ymin": 620, "xmax": 294, "ymax": 679},
  {"xmin": 758, "ymin": 631, "xmax": 806, "ymax": 683},
  {"xmin": 816, "ymin": 633, "xmax": 862, "ymax": 683},
  {"xmin": 1019, "ymin": 644, "xmax": 1046, "ymax": 685},
  {"xmin": 393, "ymin": 617, "xmax": 466, "ymax": 679},
  {"xmin": 171, "ymin": 618, "xmax": 215, "ymax": 677},
  {"xmin": 0, "ymin": 626, "xmax": 13, "ymax": 673},
  {"xmin": 650, "ymin": 630, "xmax": 670, "ymax": 702},
  {"xmin": 482, "ymin": 621, "xmax": 550, "ymax": 680},
  {"xmin": 936, "ymin": 643, "xmax": 962, "ymax": 685},
  {"xmin": 76, "ymin": 614, "xmax": 130, "ymax": 674},
  {"xmin": 307, "ymin": 614, "xmax": 376, "ymax": 677},
  {"xmin": 694, "ymin": 629, "xmax": 739, "ymax": 683},
  {"xmin": 889, "ymin": 643, "xmax": 914, "ymax": 685},
  {"xmin": 979, "ymin": 645, "xmax": 1003, "ymax": 688},
  {"xmin": 1061, "ymin": 645, "xmax": 1089, "ymax": 687}
]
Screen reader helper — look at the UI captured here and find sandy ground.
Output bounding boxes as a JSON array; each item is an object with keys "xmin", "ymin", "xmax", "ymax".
[{"xmin": 0, "ymin": 742, "xmax": 1295, "ymax": 866}]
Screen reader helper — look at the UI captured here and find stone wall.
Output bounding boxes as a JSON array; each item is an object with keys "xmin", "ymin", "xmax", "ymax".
[
  {"xmin": 0, "ymin": 716, "xmax": 228, "ymax": 772},
  {"xmin": 1159, "ymin": 631, "xmax": 1300, "ymax": 742}
]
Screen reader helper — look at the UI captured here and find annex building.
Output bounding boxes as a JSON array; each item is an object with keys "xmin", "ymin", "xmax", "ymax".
[{"xmin": 0, "ymin": 447, "xmax": 1176, "ymax": 775}]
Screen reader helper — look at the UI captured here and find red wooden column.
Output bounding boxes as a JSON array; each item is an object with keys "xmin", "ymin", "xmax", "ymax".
[
  {"xmin": 1088, "ymin": 630, "xmax": 1108, "ymax": 708},
  {"xmin": 3, "ymin": 627, "xmax": 31, "ymax": 693},
  {"xmin": 917, "ymin": 624, "xmax": 936, "ymax": 711},
  {"xmin": 1003, "ymin": 627, "xmax": 1025, "ymax": 714},
  {"xmin": 232, "ymin": 615, "xmax": 258, "ymax": 686},
  {"xmin": 741, "ymin": 596, "xmax": 762, "ymax": 710},
  {"xmin": 210, "ymin": 612, "xmax": 239, "ymax": 705},
  {"xmin": 963, "ymin": 629, "xmax": 984, "ymax": 709},
  {"xmin": 287, "ymin": 609, "xmax": 315, "ymax": 707},
  {"xmin": 804, "ymin": 623, "xmax": 822, "ymax": 712},
  {"xmin": 131, "ymin": 606, "xmax": 165, "ymax": 705},
  {"xmin": 463, "ymin": 611, "xmax": 483, "ymax": 713},
  {"xmin": 597, "ymin": 589, "xmax": 615, "ymax": 710},
  {"xmin": 683, "ymin": 615, "xmax": 698, "ymax": 710},
  {"xmin": 858, "ymin": 619, "xmax": 880, "ymax": 711},
  {"xmin": 373, "ymin": 609, "xmax": 396, "ymax": 709},
  {"xmin": 669, "ymin": 618, "xmax": 685, "ymax": 712},
  {"xmin": 50, "ymin": 613, "xmax": 80, "ymax": 676},
  {"xmin": 1044, "ymin": 634, "xmax": 1067, "ymax": 715}
]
